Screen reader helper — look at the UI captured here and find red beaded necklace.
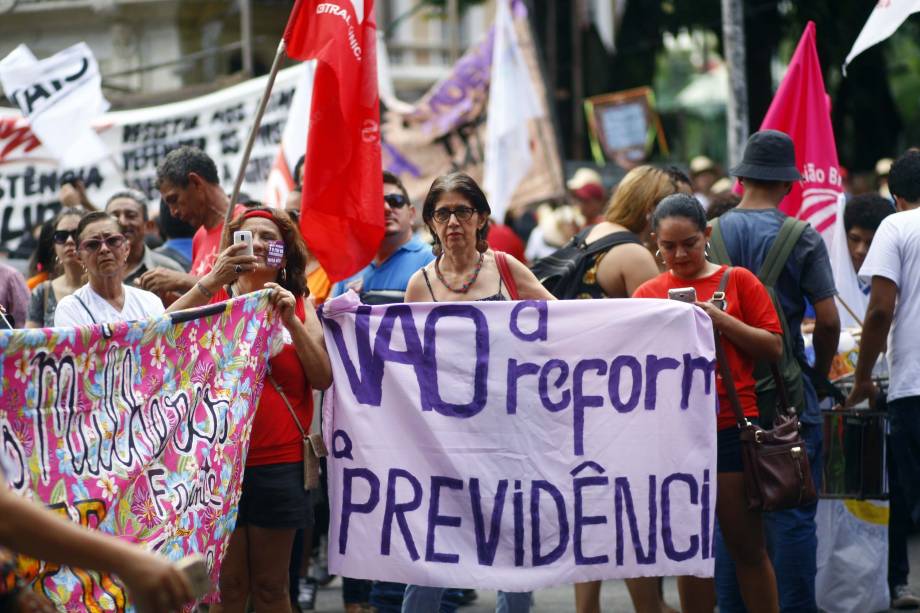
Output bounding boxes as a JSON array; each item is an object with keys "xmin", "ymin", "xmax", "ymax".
[{"xmin": 435, "ymin": 252, "xmax": 484, "ymax": 294}]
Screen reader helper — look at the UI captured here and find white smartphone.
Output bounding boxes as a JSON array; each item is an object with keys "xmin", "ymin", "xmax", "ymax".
[
  {"xmin": 175, "ymin": 554, "xmax": 211, "ymax": 599},
  {"xmin": 233, "ymin": 230, "xmax": 253, "ymax": 256},
  {"xmin": 668, "ymin": 287, "xmax": 697, "ymax": 303}
]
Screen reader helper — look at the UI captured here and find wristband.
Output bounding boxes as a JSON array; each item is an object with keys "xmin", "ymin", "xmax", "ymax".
[{"xmin": 195, "ymin": 281, "xmax": 213, "ymax": 299}]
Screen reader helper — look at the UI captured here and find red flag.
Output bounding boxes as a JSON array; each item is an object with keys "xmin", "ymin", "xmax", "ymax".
[
  {"xmin": 283, "ymin": 0, "xmax": 384, "ymax": 281},
  {"xmin": 758, "ymin": 21, "xmax": 843, "ymax": 237}
]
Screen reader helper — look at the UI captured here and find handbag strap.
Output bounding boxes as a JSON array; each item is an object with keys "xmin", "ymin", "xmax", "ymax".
[
  {"xmin": 710, "ymin": 267, "xmax": 747, "ymax": 427},
  {"xmin": 494, "ymin": 251, "xmax": 520, "ymax": 300},
  {"xmin": 267, "ymin": 369, "xmax": 308, "ymax": 441},
  {"xmin": 74, "ymin": 293, "xmax": 97, "ymax": 324}
]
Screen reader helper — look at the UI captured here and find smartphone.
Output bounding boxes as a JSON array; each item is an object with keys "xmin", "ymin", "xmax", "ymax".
[
  {"xmin": 233, "ymin": 230, "xmax": 253, "ymax": 256},
  {"xmin": 668, "ymin": 287, "xmax": 697, "ymax": 303}
]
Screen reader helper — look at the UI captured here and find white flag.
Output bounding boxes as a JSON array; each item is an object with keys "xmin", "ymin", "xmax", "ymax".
[
  {"xmin": 263, "ymin": 61, "xmax": 315, "ymax": 208},
  {"xmin": 844, "ymin": 0, "xmax": 920, "ymax": 73},
  {"xmin": 0, "ymin": 42, "xmax": 110, "ymax": 168},
  {"xmin": 829, "ymin": 194, "xmax": 868, "ymax": 330},
  {"xmin": 483, "ymin": 0, "xmax": 544, "ymax": 222}
]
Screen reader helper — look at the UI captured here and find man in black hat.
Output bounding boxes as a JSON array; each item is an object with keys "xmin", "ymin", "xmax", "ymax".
[{"xmin": 710, "ymin": 129, "xmax": 839, "ymax": 612}]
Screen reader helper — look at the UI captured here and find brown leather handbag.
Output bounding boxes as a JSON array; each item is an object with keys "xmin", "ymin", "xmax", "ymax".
[
  {"xmin": 267, "ymin": 370, "xmax": 327, "ymax": 491},
  {"xmin": 712, "ymin": 269, "xmax": 817, "ymax": 512}
]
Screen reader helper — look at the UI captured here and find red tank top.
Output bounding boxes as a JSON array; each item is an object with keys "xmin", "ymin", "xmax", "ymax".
[{"xmin": 212, "ymin": 288, "xmax": 313, "ymax": 466}]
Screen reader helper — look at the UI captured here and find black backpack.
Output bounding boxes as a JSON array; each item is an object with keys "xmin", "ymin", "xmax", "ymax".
[
  {"xmin": 709, "ymin": 216, "xmax": 808, "ymax": 423},
  {"xmin": 530, "ymin": 226, "xmax": 641, "ymax": 299}
]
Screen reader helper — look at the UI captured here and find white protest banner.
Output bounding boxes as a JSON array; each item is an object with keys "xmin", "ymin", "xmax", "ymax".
[
  {"xmin": 320, "ymin": 294, "xmax": 717, "ymax": 590},
  {"xmin": 0, "ymin": 64, "xmax": 305, "ymax": 250},
  {"xmin": 0, "ymin": 43, "xmax": 110, "ymax": 168},
  {"xmin": 381, "ymin": 6, "xmax": 565, "ymax": 213}
]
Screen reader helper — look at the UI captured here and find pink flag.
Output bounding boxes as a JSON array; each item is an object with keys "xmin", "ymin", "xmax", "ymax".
[{"xmin": 759, "ymin": 21, "xmax": 843, "ymax": 237}]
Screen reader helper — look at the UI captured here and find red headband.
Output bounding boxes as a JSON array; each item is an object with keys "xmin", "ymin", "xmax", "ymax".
[{"xmin": 241, "ymin": 209, "xmax": 276, "ymax": 222}]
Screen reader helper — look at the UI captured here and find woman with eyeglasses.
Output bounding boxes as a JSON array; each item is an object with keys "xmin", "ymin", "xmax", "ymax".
[
  {"xmin": 26, "ymin": 208, "xmax": 87, "ymax": 328},
  {"xmin": 54, "ymin": 212, "xmax": 165, "ymax": 327},
  {"xmin": 400, "ymin": 173, "xmax": 553, "ymax": 613}
]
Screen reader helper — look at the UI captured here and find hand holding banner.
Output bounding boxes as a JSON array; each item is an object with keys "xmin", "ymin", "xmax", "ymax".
[{"xmin": 0, "ymin": 291, "xmax": 282, "ymax": 611}]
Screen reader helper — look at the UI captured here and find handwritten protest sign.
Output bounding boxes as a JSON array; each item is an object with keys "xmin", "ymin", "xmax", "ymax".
[
  {"xmin": 0, "ymin": 65, "xmax": 303, "ymax": 248},
  {"xmin": 320, "ymin": 294, "xmax": 717, "ymax": 590},
  {"xmin": 0, "ymin": 291, "xmax": 281, "ymax": 611}
]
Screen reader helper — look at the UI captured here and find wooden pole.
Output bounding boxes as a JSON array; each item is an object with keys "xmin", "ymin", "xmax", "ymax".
[
  {"xmin": 835, "ymin": 294, "xmax": 865, "ymax": 329},
  {"xmin": 225, "ymin": 39, "xmax": 286, "ymax": 226},
  {"xmin": 571, "ymin": 0, "xmax": 586, "ymax": 159},
  {"xmin": 447, "ymin": 0, "xmax": 460, "ymax": 63},
  {"xmin": 240, "ymin": 0, "xmax": 254, "ymax": 77},
  {"xmin": 721, "ymin": 0, "xmax": 748, "ymax": 168}
]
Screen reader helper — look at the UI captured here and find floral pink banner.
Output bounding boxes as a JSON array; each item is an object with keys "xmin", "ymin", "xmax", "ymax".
[{"xmin": 0, "ymin": 290, "xmax": 280, "ymax": 611}]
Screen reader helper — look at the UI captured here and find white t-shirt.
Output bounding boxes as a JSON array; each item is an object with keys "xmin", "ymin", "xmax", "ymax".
[
  {"xmin": 54, "ymin": 284, "xmax": 165, "ymax": 327},
  {"xmin": 858, "ymin": 207, "xmax": 920, "ymax": 401}
]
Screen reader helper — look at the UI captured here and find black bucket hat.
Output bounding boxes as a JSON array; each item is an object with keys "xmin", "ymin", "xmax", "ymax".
[{"xmin": 730, "ymin": 130, "xmax": 803, "ymax": 182}]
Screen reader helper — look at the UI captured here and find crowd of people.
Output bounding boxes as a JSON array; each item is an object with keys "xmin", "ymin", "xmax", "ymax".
[{"xmin": 0, "ymin": 132, "xmax": 918, "ymax": 613}]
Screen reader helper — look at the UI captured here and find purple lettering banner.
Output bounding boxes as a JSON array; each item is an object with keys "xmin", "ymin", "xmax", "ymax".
[
  {"xmin": 0, "ymin": 290, "xmax": 281, "ymax": 611},
  {"xmin": 320, "ymin": 293, "xmax": 717, "ymax": 591}
]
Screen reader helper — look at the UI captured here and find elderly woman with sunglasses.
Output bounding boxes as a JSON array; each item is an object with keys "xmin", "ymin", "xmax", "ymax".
[{"xmin": 54, "ymin": 212, "xmax": 165, "ymax": 327}]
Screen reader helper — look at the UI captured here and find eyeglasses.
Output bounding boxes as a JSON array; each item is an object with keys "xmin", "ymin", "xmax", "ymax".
[
  {"xmin": 286, "ymin": 209, "xmax": 300, "ymax": 223},
  {"xmin": 79, "ymin": 234, "xmax": 126, "ymax": 252},
  {"xmin": 431, "ymin": 206, "xmax": 476, "ymax": 223},
  {"xmin": 52, "ymin": 229, "xmax": 79, "ymax": 245},
  {"xmin": 384, "ymin": 194, "xmax": 410, "ymax": 209}
]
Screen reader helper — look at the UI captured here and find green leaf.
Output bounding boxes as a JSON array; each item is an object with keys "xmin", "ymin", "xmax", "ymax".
[{"xmin": 49, "ymin": 479, "xmax": 67, "ymax": 505}]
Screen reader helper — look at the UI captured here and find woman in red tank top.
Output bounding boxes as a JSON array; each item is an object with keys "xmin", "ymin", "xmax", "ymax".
[{"xmin": 168, "ymin": 207, "xmax": 331, "ymax": 613}]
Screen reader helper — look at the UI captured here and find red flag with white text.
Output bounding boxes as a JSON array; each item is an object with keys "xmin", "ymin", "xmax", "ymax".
[
  {"xmin": 758, "ymin": 21, "xmax": 843, "ymax": 238},
  {"xmin": 283, "ymin": 0, "xmax": 384, "ymax": 281}
]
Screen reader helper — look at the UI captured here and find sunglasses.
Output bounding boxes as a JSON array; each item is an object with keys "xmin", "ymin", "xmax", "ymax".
[
  {"xmin": 52, "ymin": 229, "xmax": 79, "ymax": 245},
  {"xmin": 431, "ymin": 206, "xmax": 476, "ymax": 223},
  {"xmin": 79, "ymin": 234, "xmax": 126, "ymax": 252},
  {"xmin": 384, "ymin": 194, "xmax": 410, "ymax": 209}
]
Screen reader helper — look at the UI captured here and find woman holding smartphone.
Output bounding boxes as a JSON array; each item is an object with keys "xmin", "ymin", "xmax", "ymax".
[
  {"xmin": 632, "ymin": 193, "xmax": 782, "ymax": 613},
  {"xmin": 167, "ymin": 207, "xmax": 331, "ymax": 613}
]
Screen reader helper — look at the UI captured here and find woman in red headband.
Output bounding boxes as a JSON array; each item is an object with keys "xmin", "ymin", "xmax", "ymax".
[{"xmin": 168, "ymin": 206, "xmax": 331, "ymax": 613}]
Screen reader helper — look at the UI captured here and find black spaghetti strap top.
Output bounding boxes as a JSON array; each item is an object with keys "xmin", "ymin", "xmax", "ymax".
[{"xmin": 421, "ymin": 268, "xmax": 506, "ymax": 302}]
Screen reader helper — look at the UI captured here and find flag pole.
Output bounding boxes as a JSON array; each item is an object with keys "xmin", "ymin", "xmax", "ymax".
[
  {"xmin": 835, "ymin": 294, "xmax": 865, "ymax": 329},
  {"xmin": 226, "ymin": 39, "xmax": 287, "ymax": 226}
]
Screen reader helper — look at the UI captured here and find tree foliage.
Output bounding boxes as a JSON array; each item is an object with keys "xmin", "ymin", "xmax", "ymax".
[{"xmin": 542, "ymin": 0, "xmax": 904, "ymax": 170}]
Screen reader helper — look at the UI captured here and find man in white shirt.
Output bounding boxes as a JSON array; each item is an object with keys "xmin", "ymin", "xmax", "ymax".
[{"xmin": 847, "ymin": 150, "xmax": 920, "ymax": 609}]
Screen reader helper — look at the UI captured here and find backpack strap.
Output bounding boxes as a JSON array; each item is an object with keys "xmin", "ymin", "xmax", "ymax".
[
  {"xmin": 757, "ymin": 217, "xmax": 808, "ymax": 287},
  {"xmin": 707, "ymin": 218, "xmax": 732, "ymax": 265},
  {"xmin": 585, "ymin": 230, "xmax": 641, "ymax": 256}
]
